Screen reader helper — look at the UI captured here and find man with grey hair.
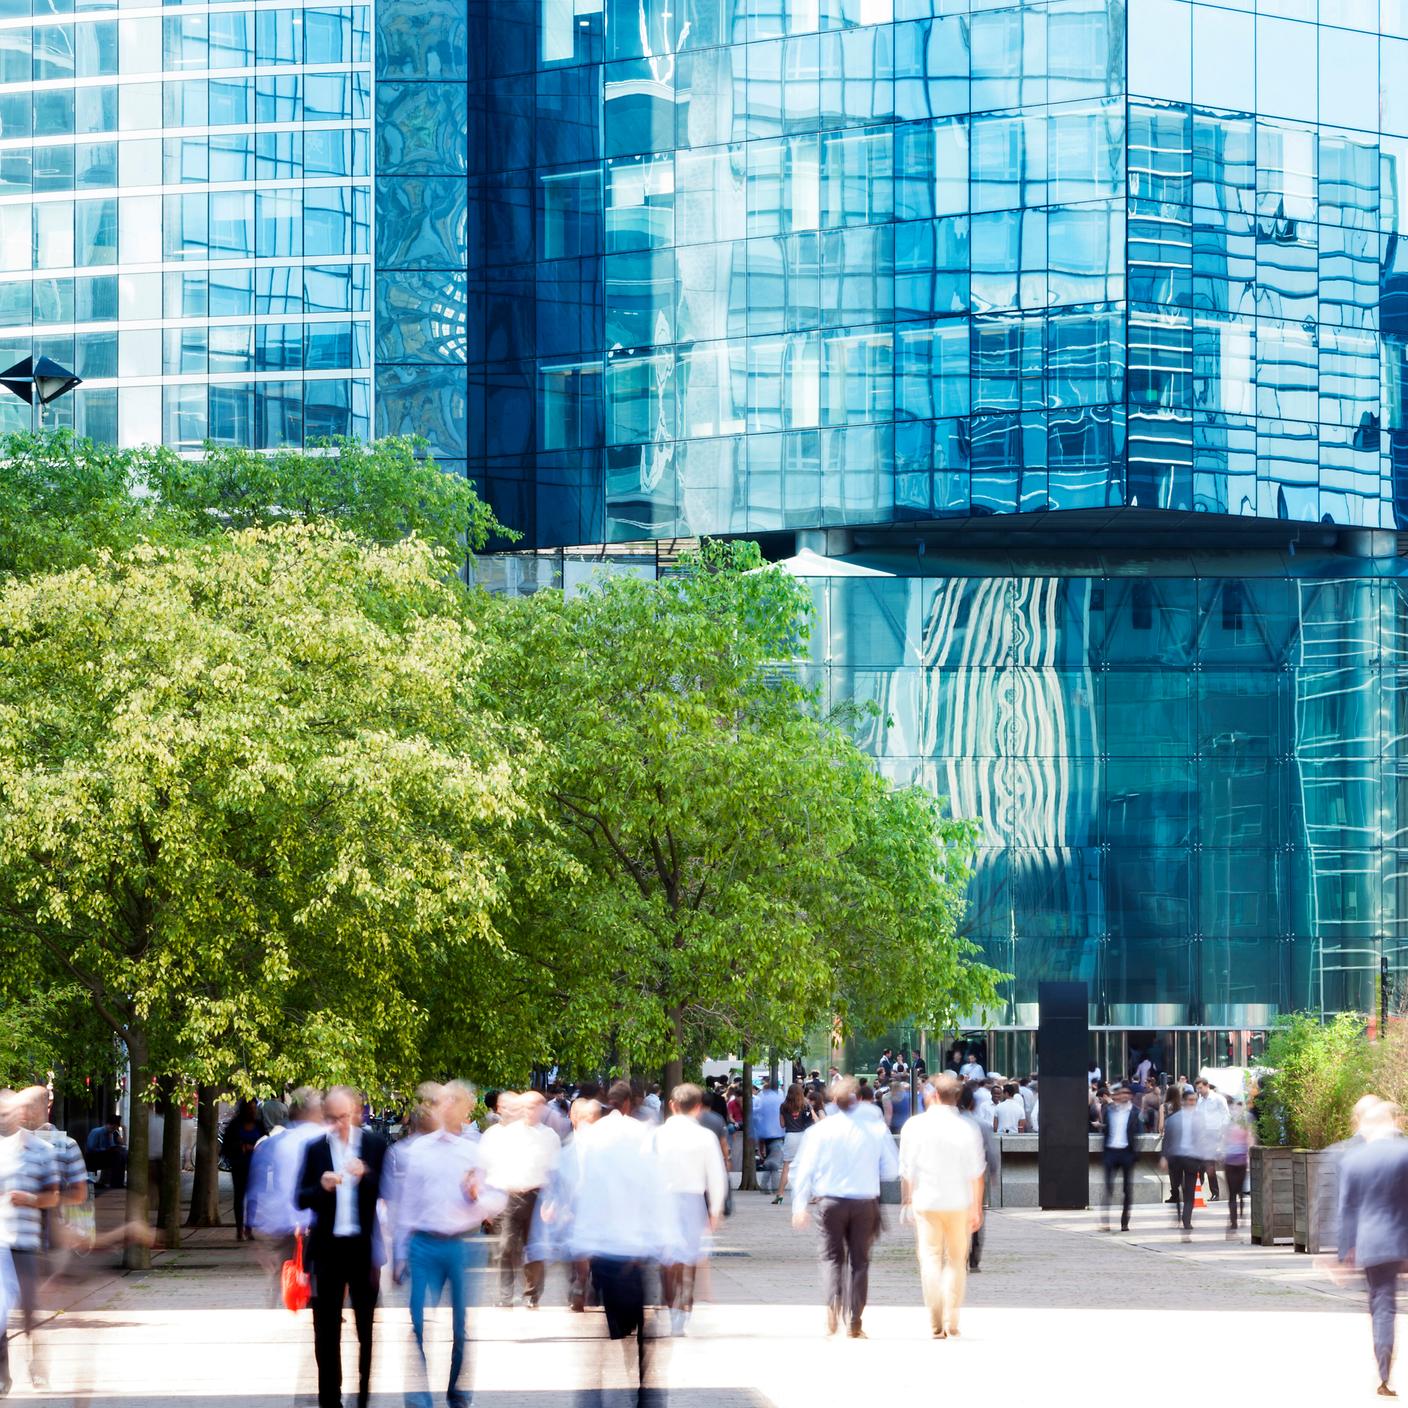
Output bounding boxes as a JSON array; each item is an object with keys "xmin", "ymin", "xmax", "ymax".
[
  {"xmin": 248, "ymin": 1085, "xmax": 324, "ymax": 1304},
  {"xmin": 394, "ymin": 1081, "xmax": 499, "ymax": 1408},
  {"xmin": 788, "ymin": 1076, "xmax": 898, "ymax": 1339}
]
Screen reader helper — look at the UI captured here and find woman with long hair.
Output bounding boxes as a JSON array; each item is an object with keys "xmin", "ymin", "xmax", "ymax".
[{"xmin": 773, "ymin": 1082, "xmax": 813, "ymax": 1206}]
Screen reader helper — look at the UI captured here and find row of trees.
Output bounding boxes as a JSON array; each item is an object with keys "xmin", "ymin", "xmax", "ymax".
[{"xmin": 0, "ymin": 431, "xmax": 998, "ymax": 1265}]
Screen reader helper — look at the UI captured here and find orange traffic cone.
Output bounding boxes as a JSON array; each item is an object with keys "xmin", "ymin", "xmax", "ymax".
[{"xmin": 1193, "ymin": 1175, "xmax": 1207, "ymax": 1210}]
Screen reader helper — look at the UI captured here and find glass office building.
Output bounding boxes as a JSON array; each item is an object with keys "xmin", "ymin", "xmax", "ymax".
[
  {"xmin": 373, "ymin": 0, "xmax": 1408, "ymax": 1061},
  {"xmin": 6, "ymin": 0, "xmax": 1393, "ymax": 1059},
  {"xmin": 0, "ymin": 0, "xmax": 372, "ymax": 448}
]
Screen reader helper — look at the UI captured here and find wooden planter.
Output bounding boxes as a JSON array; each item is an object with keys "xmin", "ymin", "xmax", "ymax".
[
  {"xmin": 1293, "ymin": 1149, "xmax": 1339, "ymax": 1255},
  {"xmin": 1251, "ymin": 1145, "xmax": 1295, "ymax": 1245}
]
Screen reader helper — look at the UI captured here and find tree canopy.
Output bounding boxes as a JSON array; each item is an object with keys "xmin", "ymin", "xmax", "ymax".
[
  {"xmin": 483, "ymin": 540, "xmax": 998, "ymax": 1083},
  {"xmin": 0, "ymin": 522, "xmax": 530, "ymax": 1095},
  {"xmin": 0, "ymin": 430, "xmax": 502, "ymax": 579}
]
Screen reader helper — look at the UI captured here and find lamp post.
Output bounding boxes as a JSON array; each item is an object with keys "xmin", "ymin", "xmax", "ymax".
[{"xmin": 0, "ymin": 354, "xmax": 83, "ymax": 428}]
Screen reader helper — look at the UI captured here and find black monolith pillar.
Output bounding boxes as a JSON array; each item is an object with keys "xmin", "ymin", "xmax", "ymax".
[{"xmin": 1037, "ymin": 980, "xmax": 1089, "ymax": 1210}]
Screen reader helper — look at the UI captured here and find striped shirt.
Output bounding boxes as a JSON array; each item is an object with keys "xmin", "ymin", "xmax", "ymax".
[
  {"xmin": 0, "ymin": 1130, "xmax": 58, "ymax": 1252},
  {"xmin": 36, "ymin": 1124, "xmax": 89, "ymax": 1194}
]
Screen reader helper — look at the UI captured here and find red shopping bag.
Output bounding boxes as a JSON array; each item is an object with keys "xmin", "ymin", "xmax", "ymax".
[{"xmin": 281, "ymin": 1231, "xmax": 311, "ymax": 1312}]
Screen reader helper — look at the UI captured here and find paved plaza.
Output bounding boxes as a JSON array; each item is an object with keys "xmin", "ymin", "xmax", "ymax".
[{"xmin": 4, "ymin": 1183, "xmax": 1389, "ymax": 1407}]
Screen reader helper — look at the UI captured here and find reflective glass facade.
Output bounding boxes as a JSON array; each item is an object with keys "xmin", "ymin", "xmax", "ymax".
[
  {"xmin": 0, "ymin": 0, "xmax": 372, "ymax": 448},
  {"xmin": 377, "ymin": 0, "xmax": 1408, "ymax": 542},
  {"xmin": 375, "ymin": 0, "xmax": 1408, "ymax": 1030}
]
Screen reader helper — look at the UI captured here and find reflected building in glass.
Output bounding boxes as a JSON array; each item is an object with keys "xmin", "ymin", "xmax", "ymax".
[
  {"xmin": 377, "ymin": 0, "xmax": 1408, "ymax": 1061},
  {"xmin": 0, "ymin": 0, "xmax": 372, "ymax": 448}
]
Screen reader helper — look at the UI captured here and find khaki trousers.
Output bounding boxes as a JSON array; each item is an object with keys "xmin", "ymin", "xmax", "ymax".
[{"xmin": 914, "ymin": 1209, "xmax": 970, "ymax": 1334}]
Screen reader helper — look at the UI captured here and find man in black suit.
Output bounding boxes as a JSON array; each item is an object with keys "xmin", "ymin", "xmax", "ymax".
[
  {"xmin": 1338, "ymin": 1101, "xmax": 1408, "ymax": 1398},
  {"xmin": 297, "ymin": 1086, "xmax": 388, "ymax": 1408},
  {"xmin": 1100, "ymin": 1083, "xmax": 1140, "ymax": 1233}
]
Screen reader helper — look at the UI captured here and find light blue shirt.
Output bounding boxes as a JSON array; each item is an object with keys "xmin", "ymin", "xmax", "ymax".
[
  {"xmin": 750, "ymin": 1088, "xmax": 784, "ymax": 1140},
  {"xmin": 789, "ymin": 1108, "xmax": 899, "ymax": 1211},
  {"xmin": 247, "ymin": 1120, "xmax": 323, "ymax": 1238}
]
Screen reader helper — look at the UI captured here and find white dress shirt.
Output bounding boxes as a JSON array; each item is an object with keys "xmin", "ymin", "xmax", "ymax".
[
  {"xmin": 479, "ymin": 1119, "xmax": 561, "ymax": 1194},
  {"xmin": 569, "ymin": 1111, "xmax": 666, "ymax": 1260},
  {"xmin": 1018, "ymin": 1084, "xmax": 1037, "ymax": 1115},
  {"xmin": 959, "ymin": 1061, "xmax": 985, "ymax": 1081},
  {"xmin": 1106, "ymin": 1103, "xmax": 1135, "ymax": 1150},
  {"xmin": 788, "ymin": 1109, "xmax": 899, "ymax": 1211},
  {"xmin": 654, "ymin": 1114, "xmax": 727, "ymax": 1218},
  {"xmin": 898, "ymin": 1105, "xmax": 985, "ymax": 1213},
  {"xmin": 329, "ymin": 1129, "xmax": 361, "ymax": 1238}
]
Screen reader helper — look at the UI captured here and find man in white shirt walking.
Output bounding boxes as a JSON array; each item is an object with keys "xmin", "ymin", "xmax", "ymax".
[
  {"xmin": 898, "ymin": 1073, "xmax": 985, "ymax": 1340},
  {"xmin": 789, "ymin": 1077, "xmax": 898, "ymax": 1339},
  {"xmin": 1195, "ymin": 1077, "xmax": 1229, "ymax": 1202},
  {"xmin": 479, "ymin": 1091, "xmax": 561, "ymax": 1308},
  {"xmin": 1100, "ymin": 1083, "xmax": 1140, "ymax": 1232},
  {"xmin": 654, "ymin": 1083, "xmax": 727, "ymax": 1336}
]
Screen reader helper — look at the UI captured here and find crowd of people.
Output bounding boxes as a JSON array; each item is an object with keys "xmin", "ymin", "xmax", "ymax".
[{"xmin": 6, "ymin": 1059, "xmax": 1408, "ymax": 1402}]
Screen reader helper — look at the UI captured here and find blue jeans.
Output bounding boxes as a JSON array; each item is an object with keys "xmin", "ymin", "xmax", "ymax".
[{"xmin": 407, "ymin": 1231, "xmax": 485, "ymax": 1408}]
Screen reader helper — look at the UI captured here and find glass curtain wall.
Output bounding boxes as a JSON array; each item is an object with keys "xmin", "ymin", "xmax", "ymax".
[
  {"xmin": 0, "ymin": 0, "xmax": 372, "ymax": 448},
  {"xmin": 382, "ymin": 0, "xmax": 1408, "ymax": 548},
  {"xmin": 812, "ymin": 548, "xmax": 1408, "ymax": 1031}
]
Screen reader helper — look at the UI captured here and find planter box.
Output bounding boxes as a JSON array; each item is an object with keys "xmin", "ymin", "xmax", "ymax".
[
  {"xmin": 1251, "ymin": 1145, "xmax": 1295, "ymax": 1245},
  {"xmin": 1293, "ymin": 1149, "xmax": 1340, "ymax": 1255}
]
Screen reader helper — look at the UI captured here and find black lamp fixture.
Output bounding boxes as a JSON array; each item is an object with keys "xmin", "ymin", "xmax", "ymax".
[{"xmin": 0, "ymin": 354, "xmax": 83, "ymax": 427}]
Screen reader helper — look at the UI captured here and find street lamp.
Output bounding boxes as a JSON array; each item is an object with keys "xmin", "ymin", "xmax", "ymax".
[{"xmin": 0, "ymin": 354, "xmax": 83, "ymax": 428}]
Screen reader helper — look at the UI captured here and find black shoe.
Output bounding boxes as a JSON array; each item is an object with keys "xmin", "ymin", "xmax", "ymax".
[
  {"xmin": 1209, "ymin": 1193, "xmax": 1221, "ymax": 1202},
  {"xmin": 1120, "ymin": 1222, "xmax": 1130, "ymax": 1232}
]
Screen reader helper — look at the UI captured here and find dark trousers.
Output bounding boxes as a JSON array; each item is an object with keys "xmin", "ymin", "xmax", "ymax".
[
  {"xmin": 968, "ymin": 1223, "xmax": 983, "ymax": 1270},
  {"xmin": 498, "ymin": 1188, "xmax": 543, "ymax": 1305},
  {"xmin": 230, "ymin": 1158, "xmax": 251, "ymax": 1233},
  {"xmin": 1224, "ymin": 1162, "xmax": 1247, "ymax": 1228},
  {"xmin": 1366, "ymin": 1261, "xmax": 1405, "ymax": 1384},
  {"xmin": 582, "ymin": 1261, "xmax": 653, "ymax": 1402},
  {"xmin": 0, "ymin": 1249, "xmax": 42, "ymax": 1386},
  {"xmin": 1103, "ymin": 1150, "xmax": 1136, "ymax": 1228},
  {"xmin": 311, "ymin": 1238, "xmax": 378, "ymax": 1408},
  {"xmin": 1199, "ymin": 1162, "xmax": 1220, "ymax": 1199},
  {"xmin": 1168, "ymin": 1155, "xmax": 1198, "ymax": 1229},
  {"xmin": 816, "ymin": 1196, "xmax": 880, "ymax": 1331}
]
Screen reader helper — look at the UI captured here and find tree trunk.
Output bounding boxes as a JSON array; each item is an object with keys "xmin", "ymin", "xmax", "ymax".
[
  {"xmin": 158, "ymin": 1079, "xmax": 182, "ymax": 1249},
  {"xmin": 663, "ymin": 1004, "xmax": 685, "ymax": 1098},
  {"xmin": 739, "ymin": 1054, "xmax": 758, "ymax": 1192},
  {"xmin": 123, "ymin": 1033, "xmax": 152, "ymax": 1271},
  {"xmin": 185, "ymin": 1085, "xmax": 222, "ymax": 1228}
]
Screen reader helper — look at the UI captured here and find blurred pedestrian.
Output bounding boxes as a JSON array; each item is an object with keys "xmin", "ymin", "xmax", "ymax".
[
  {"xmin": 1222, "ymin": 1099, "xmax": 1252, "ymax": 1237},
  {"xmin": 655, "ymin": 1083, "xmax": 726, "ymax": 1336},
  {"xmin": 84, "ymin": 1113, "xmax": 126, "ymax": 1192},
  {"xmin": 1162, "ymin": 1087, "xmax": 1200, "ymax": 1240},
  {"xmin": 247, "ymin": 1086, "xmax": 324, "ymax": 1302},
  {"xmin": 789, "ymin": 1076, "xmax": 898, "ymax": 1339},
  {"xmin": 1194, "ymin": 1077, "xmax": 1227, "ymax": 1201},
  {"xmin": 222, "ymin": 1098, "xmax": 267, "ymax": 1242},
  {"xmin": 773, "ymin": 1083, "xmax": 813, "ymax": 1206},
  {"xmin": 1100, "ymin": 1083, "xmax": 1139, "ymax": 1233},
  {"xmin": 479, "ymin": 1090, "xmax": 561, "ymax": 1309},
  {"xmin": 0, "ymin": 1089, "xmax": 58, "ymax": 1394},
  {"xmin": 899, "ymin": 1074, "xmax": 984, "ymax": 1340},
  {"xmin": 570, "ymin": 1081, "xmax": 668, "ymax": 1402},
  {"xmin": 1338, "ymin": 1101, "xmax": 1408, "ymax": 1398},
  {"xmin": 958, "ymin": 1083, "xmax": 997, "ymax": 1273},
  {"xmin": 751, "ymin": 1078, "xmax": 784, "ymax": 1195},
  {"xmin": 297, "ymin": 1085, "xmax": 388, "ymax": 1408},
  {"xmin": 395, "ymin": 1081, "xmax": 498, "ymax": 1408}
]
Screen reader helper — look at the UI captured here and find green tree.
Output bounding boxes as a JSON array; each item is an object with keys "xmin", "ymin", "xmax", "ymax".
[
  {"xmin": 483, "ymin": 540, "xmax": 998, "ymax": 1093},
  {"xmin": 0, "ymin": 429, "xmax": 502, "ymax": 579},
  {"xmin": 0, "ymin": 523, "xmax": 530, "ymax": 1264},
  {"xmin": 1257, "ymin": 1012, "xmax": 1374, "ymax": 1148}
]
